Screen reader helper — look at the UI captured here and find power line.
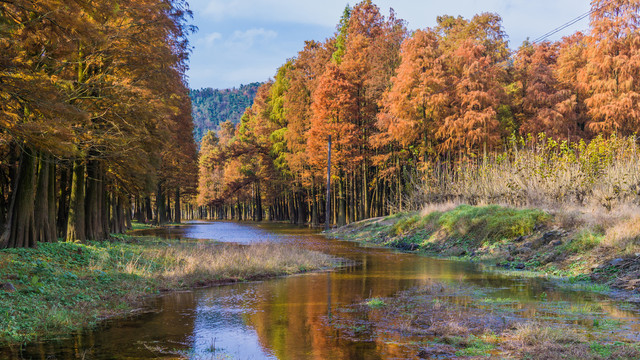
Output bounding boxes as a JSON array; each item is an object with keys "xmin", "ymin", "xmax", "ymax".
[
  {"xmin": 532, "ymin": 0, "xmax": 613, "ymax": 44},
  {"xmin": 532, "ymin": 10, "xmax": 593, "ymax": 43}
]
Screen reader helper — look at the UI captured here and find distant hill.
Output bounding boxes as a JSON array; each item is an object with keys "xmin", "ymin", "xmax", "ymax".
[{"xmin": 190, "ymin": 82, "xmax": 262, "ymax": 142}]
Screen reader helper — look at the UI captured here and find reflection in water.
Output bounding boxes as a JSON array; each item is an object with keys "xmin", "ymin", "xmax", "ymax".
[{"xmin": 3, "ymin": 221, "xmax": 640, "ymax": 359}]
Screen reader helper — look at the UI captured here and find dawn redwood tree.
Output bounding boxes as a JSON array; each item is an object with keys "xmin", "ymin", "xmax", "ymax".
[
  {"xmin": 555, "ymin": 32, "xmax": 590, "ymax": 137},
  {"xmin": 307, "ymin": 64, "xmax": 358, "ymax": 226},
  {"xmin": 375, "ymin": 28, "xmax": 447, "ymax": 162},
  {"xmin": 434, "ymin": 14, "xmax": 508, "ymax": 155},
  {"xmin": 1, "ymin": 0, "xmax": 198, "ymax": 247},
  {"xmin": 0, "ymin": 1, "xmax": 82, "ymax": 248},
  {"xmin": 194, "ymin": 0, "xmax": 640, "ymax": 226},
  {"xmin": 584, "ymin": 0, "xmax": 640, "ymax": 135},
  {"xmin": 514, "ymin": 42, "xmax": 582, "ymax": 139},
  {"xmin": 283, "ymin": 41, "xmax": 334, "ymax": 224}
]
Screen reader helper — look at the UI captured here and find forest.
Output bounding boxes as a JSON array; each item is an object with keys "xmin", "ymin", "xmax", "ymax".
[
  {"xmin": 2, "ymin": 0, "xmax": 640, "ymax": 247},
  {"xmin": 196, "ymin": 0, "xmax": 640, "ymax": 227},
  {"xmin": 190, "ymin": 83, "xmax": 261, "ymax": 142},
  {"xmin": 0, "ymin": 0, "xmax": 198, "ymax": 249}
]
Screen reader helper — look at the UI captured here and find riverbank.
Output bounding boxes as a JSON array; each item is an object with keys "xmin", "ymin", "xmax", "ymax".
[
  {"xmin": 329, "ymin": 205, "xmax": 640, "ymax": 358},
  {"xmin": 0, "ymin": 231, "xmax": 337, "ymax": 345},
  {"xmin": 330, "ymin": 204, "xmax": 640, "ymax": 297},
  {"xmin": 330, "ymin": 282, "xmax": 640, "ymax": 359}
]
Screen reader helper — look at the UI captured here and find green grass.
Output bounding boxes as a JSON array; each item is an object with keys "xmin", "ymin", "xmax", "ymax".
[
  {"xmin": 454, "ymin": 337, "xmax": 496, "ymax": 357},
  {"xmin": 0, "ymin": 236, "xmax": 336, "ymax": 345},
  {"xmin": 0, "ymin": 241, "xmax": 156, "ymax": 344},
  {"xmin": 373, "ymin": 205, "xmax": 549, "ymax": 249},
  {"xmin": 437, "ymin": 205, "xmax": 549, "ymax": 244},
  {"xmin": 130, "ymin": 222, "xmax": 158, "ymax": 230},
  {"xmin": 366, "ymin": 297, "xmax": 387, "ymax": 308},
  {"xmin": 565, "ymin": 229, "xmax": 605, "ymax": 253},
  {"xmin": 391, "ymin": 213, "xmax": 421, "ymax": 235}
]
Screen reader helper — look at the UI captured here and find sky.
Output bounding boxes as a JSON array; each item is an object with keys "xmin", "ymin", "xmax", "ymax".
[{"xmin": 186, "ymin": 0, "xmax": 591, "ymax": 90}]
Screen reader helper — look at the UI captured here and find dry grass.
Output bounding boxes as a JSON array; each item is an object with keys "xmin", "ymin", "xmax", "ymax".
[
  {"xmin": 90, "ymin": 240, "xmax": 337, "ymax": 289},
  {"xmin": 411, "ymin": 134, "xmax": 640, "ymax": 212},
  {"xmin": 158, "ymin": 242, "xmax": 335, "ymax": 287},
  {"xmin": 506, "ymin": 322, "xmax": 640, "ymax": 360},
  {"xmin": 419, "ymin": 201, "xmax": 460, "ymax": 217},
  {"xmin": 510, "ymin": 322, "xmax": 584, "ymax": 346},
  {"xmin": 602, "ymin": 216, "xmax": 640, "ymax": 250}
]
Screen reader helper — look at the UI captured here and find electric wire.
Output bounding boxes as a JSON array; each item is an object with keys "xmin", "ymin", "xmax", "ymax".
[{"xmin": 532, "ymin": 0, "xmax": 613, "ymax": 43}]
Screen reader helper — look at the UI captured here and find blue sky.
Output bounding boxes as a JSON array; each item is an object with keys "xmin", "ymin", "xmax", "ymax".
[{"xmin": 186, "ymin": 0, "xmax": 591, "ymax": 90}]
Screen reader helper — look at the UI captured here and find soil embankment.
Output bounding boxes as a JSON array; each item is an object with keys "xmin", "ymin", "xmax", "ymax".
[{"xmin": 331, "ymin": 205, "xmax": 640, "ymax": 296}]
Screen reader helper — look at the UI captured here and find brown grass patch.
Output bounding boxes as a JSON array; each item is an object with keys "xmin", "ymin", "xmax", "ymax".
[{"xmin": 90, "ymin": 241, "xmax": 337, "ymax": 290}]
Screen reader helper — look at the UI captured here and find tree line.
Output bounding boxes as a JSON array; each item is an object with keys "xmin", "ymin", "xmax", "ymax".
[
  {"xmin": 197, "ymin": 0, "xmax": 640, "ymax": 226},
  {"xmin": 0, "ymin": 0, "xmax": 198, "ymax": 248}
]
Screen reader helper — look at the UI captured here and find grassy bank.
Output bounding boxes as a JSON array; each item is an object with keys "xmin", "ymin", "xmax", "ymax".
[
  {"xmin": 0, "ymin": 234, "xmax": 336, "ymax": 345},
  {"xmin": 330, "ymin": 282, "xmax": 640, "ymax": 359},
  {"xmin": 332, "ymin": 204, "xmax": 640, "ymax": 293}
]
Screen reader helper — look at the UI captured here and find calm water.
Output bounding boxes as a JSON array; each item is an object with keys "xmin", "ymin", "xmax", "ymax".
[{"xmin": 4, "ymin": 221, "xmax": 640, "ymax": 359}]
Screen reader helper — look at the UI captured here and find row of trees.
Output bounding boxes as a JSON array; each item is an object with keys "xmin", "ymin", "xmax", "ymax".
[
  {"xmin": 0, "ymin": 0, "xmax": 198, "ymax": 248},
  {"xmin": 197, "ymin": 0, "xmax": 640, "ymax": 227}
]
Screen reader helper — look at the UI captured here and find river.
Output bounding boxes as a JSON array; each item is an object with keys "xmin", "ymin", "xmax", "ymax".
[{"xmin": 5, "ymin": 221, "xmax": 640, "ymax": 359}]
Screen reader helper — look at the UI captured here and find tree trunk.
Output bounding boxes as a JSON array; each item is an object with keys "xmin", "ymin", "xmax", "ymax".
[
  {"xmin": 134, "ymin": 196, "xmax": 144, "ymax": 223},
  {"xmin": 332, "ymin": 182, "xmax": 337, "ymax": 226},
  {"xmin": 56, "ymin": 164, "xmax": 71, "ymax": 238},
  {"xmin": 0, "ymin": 170, "xmax": 7, "ymax": 233},
  {"xmin": 156, "ymin": 182, "xmax": 166, "ymax": 224},
  {"xmin": 363, "ymin": 162, "xmax": 369, "ymax": 219},
  {"xmin": 166, "ymin": 192, "xmax": 172, "ymax": 223},
  {"xmin": 397, "ymin": 156, "xmax": 402, "ymax": 213},
  {"xmin": 311, "ymin": 180, "xmax": 319, "ymax": 226},
  {"xmin": 296, "ymin": 191, "xmax": 305, "ymax": 225},
  {"xmin": 34, "ymin": 153, "xmax": 55, "ymax": 243},
  {"xmin": 111, "ymin": 193, "xmax": 125, "ymax": 234},
  {"xmin": 338, "ymin": 173, "xmax": 346, "ymax": 226},
  {"xmin": 144, "ymin": 196, "xmax": 153, "ymax": 223},
  {"xmin": 101, "ymin": 175, "xmax": 110, "ymax": 238},
  {"xmin": 84, "ymin": 160, "xmax": 101, "ymax": 240},
  {"xmin": 47, "ymin": 159, "xmax": 56, "ymax": 241},
  {"xmin": 124, "ymin": 196, "xmax": 132, "ymax": 230},
  {"xmin": 1, "ymin": 147, "xmax": 37, "ymax": 248},
  {"xmin": 255, "ymin": 181, "xmax": 263, "ymax": 222},
  {"xmin": 66, "ymin": 160, "xmax": 86, "ymax": 242},
  {"xmin": 174, "ymin": 187, "xmax": 181, "ymax": 224}
]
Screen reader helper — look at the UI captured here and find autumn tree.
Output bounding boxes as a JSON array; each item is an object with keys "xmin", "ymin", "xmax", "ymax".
[
  {"xmin": 283, "ymin": 41, "xmax": 334, "ymax": 224},
  {"xmin": 555, "ymin": 32, "xmax": 590, "ymax": 137},
  {"xmin": 0, "ymin": 1, "xmax": 83, "ymax": 248},
  {"xmin": 435, "ymin": 14, "xmax": 509, "ymax": 155},
  {"xmin": 584, "ymin": 0, "xmax": 640, "ymax": 135},
  {"xmin": 514, "ymin": 41, "xmax": 582, "ymax": 139},
  {"xmin": 375, "ymin": 28, "xmax": 447, "ymax": 163},
  {"xmin": 0, "ymin": 0, "xmax": 197, "ymax": 247}
]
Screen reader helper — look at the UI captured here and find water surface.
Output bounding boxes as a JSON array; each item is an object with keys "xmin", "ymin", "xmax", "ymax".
[{"xmin": 5, "ymin": 221, "xmax": 640, "ymax": 359}]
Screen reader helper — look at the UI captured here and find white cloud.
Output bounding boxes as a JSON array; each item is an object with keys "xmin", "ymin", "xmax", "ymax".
[
  {"xmin": 198, "ymin": 32, "xmax": 223, "ymax": 46},
  {"xmin": 227, "ymin": 28, "xmax": 278, "ymax": 50}
]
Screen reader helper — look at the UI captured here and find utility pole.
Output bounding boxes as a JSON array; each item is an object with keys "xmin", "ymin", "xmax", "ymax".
[{"xmin": 325, "ymin": 135, "xmax": 332, "ymax": 231}]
